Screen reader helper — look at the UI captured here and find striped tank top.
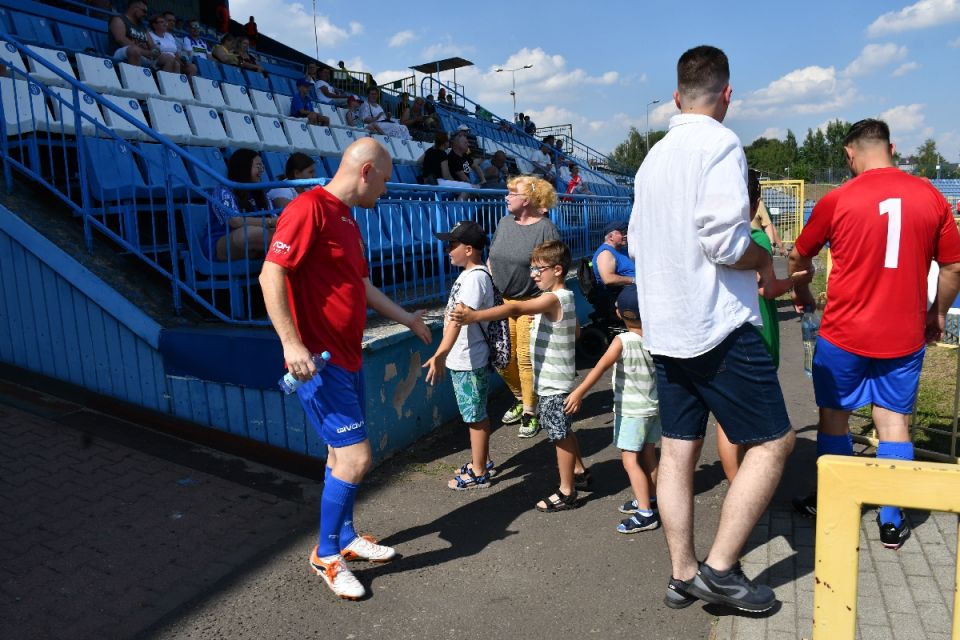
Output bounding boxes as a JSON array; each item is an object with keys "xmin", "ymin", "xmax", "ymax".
[
  {"xmin": 531, "ymin": 288, "xmax": 577, "ymax": 395},
  {"xmin": 613, "ymin": 332, "xmax": 659, "ymax": 417}
]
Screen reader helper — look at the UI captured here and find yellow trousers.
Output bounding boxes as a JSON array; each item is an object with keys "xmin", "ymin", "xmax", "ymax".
[{"xmin": 498, "ymin": 298, "xmax": 537, "ymax": 413}]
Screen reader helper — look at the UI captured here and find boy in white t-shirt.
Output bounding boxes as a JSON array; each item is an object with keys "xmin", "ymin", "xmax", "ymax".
[{"xmin": 423, "ymin": 221, "xmax": 497, "ymax": 490}]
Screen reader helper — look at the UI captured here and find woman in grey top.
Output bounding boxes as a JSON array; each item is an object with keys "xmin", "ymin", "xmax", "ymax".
[{"xmin": 488, "ymin": 175, "xmax": 560, "ymax": 438}]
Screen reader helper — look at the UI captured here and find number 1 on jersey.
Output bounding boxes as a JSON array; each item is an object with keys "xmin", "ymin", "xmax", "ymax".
[{"xmin": 879, "ymin": 198, "xmax": 901, "ymax": 269}]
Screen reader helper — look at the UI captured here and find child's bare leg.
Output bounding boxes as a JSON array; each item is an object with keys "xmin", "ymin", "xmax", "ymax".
[
  {"xmin": 621, "ymin": 449, "xmax": 652, "ymax": 509},
  {"xmin": 716, "ymin": 423, "xmax": 744, "ymax": 483},
  {"xmin": 571, "ymin": 431, "xmax": 586, "ymax": 475},
  {"xmin": 469, "ymin": 418, "xmax": 491, "ymax": 474},
  {"xmin": 639, "ymin": 443, "xmax": 658, "ymax": 502}
]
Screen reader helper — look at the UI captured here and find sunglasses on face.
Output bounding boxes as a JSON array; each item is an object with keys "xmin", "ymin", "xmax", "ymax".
[{"xmin": 529, "ymin": 264, "xmax": 555, "ymax": 276}]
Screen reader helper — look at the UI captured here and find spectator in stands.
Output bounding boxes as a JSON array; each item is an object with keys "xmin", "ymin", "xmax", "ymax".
[
  {"xmin": 162, "ymin": 12, "xmax": 199, "ymax": 76},
  {"xmin": 149, "ymin": 14, "xmax": 195, "ymax": 77},
  {"xmin": 498, "ymin": 119, "xmax": 512, "ymax": 134},
  {"xmin": 212, "ymin": 33, "xmax": 240, "ymax": 66},
  {"xmin": 523, "ymin": 114, "xmax": 536, "ymax": 135},
  {"xmin": 437, "ymin": 88, "xmax": 447, "ymax": 106},
  {"xmin": 266, "ymin": 152, "xmax": 317, "ymax": 209},
  {"xmin": 442, "ymin": 132, "xmax": 485, "ymax": 186},
  {"xmin": 181, "ymin": 20, "xmax": 210, "ymax": 60},
  {"xmin": 565, "ymin": 164, "xmax": 591, "ymax": 196},
  {"xmin": 419, "ymin": 131, "xmax": 449, "ymax": 185},
  {"xmin": 344, "ymin": 95, "xmax": 367, "ymax": 130},
  {"xmin": 482, "ymin": 151, "xmax": 509, "ymax": 189},
  {"xmin": 108, "ymin": 1, "xmax": 175, "ymax": 70},
  {"xmin": 424, "ymin": 94, "xmax": 437, "ymax": 116},
  {"xmin": 215, "ymin": 1, "xmax": 230, "ymax": 34},
  {"xmin": 402, "ymin": 96, "xmax": 439, "ymax": 141},
  {"xmin": 236, "ymin": 37, "xmax": 263, "ymax": 74},
  {"xmin": 359, "ymin": 88, "xmax": 411, "ymax": 139},
  {"xmin": 290, "ymin": 79, "xmax": 331, "ymax": 126},
  {"xmin": 245, "ymin": 16, "xmax": 258, "ymax": 48},
  {"xmin": 531, "ymin": 141, "xmax": 556, "ymax": 182},
  {"xmin": 310, "ymin": 65, "xmax": 350, "ymax": 107},
  {"xmin": 206, "ymin": 149, "xmax": 275, "ymax": 262}
]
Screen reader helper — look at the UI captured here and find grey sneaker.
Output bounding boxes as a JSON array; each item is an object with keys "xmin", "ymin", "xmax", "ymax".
[
  {"xmin": 518, "ymin": 414, "xmax": 541, "ymax": 438},
  {"xmin": 501, "ymin": 402, "xmax": 524, "ymax": 425},
  {"xmin": 686, "ymin": 562, "xmax": 776, "ymax": 613},
  {"xmin": 664, "ymin": 576, "xmax": 697, "ymax": 609}
]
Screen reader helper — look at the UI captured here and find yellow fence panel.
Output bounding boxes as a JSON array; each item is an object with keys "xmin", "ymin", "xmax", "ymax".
[
  {"xmin": 814, "ymin": 455, "xmax": 960, "ymax": 639},
  {"xmin": 761, "ymin": 179, "xmax": 805, "ymax": 246}
]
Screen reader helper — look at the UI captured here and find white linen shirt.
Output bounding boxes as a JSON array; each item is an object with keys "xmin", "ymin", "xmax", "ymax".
[{"xmin": 627, "ymin": 113, "xmax": 760, "ymax": 359}]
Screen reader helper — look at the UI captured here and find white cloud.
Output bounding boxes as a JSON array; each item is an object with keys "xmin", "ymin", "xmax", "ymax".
[
  {"xmin": 374, "ymin": 68, "xmax": 416, "ymax": 86},
  {"xmin": 892, "ymin": 61, "xmax": 921, "ymax": 77},
  {"xmin": 866, "ymin": 0, "xmax": 960, "ymax": 37},
  {"xmin": 230, "ymin": 0, "xmax": 354, "ymax": 54},
  {"xmin": 420, "ymin": 37, "xmax": 474, "ymax": 61},
  {"xmin": 750, "ymin": 66, "xmax": 838, "ymax": 106},
  {"xmin": 389, "ymin": 30, "xmax": 416, "ymax": 47},
  {"xmin": 880, "ymin": 104, "xmax": 926, "ymax": 132},
  {"xmin": 843, "ymin": 43, "xmax": 908, "ymax": 77},
  {"xmin": 758, "ymin": 127, "xmax": 787, "ymax": 141}
]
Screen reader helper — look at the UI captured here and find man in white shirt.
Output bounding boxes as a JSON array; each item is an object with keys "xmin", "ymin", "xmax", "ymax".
[
  {"xmin": 628, "ymin": 45, "xmax": 798, "ymax": 615},
  {"xmin": 313, "ymin": 66, "xmax": 350, "ymax": 107}
]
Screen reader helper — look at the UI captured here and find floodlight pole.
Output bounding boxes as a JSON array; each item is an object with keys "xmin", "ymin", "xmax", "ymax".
[
  {"xmin": 645, "ymin": 99, "xmax": 661, "ymax": 153},
  {"xmin": 496, "ymin": 64, "xmax": 533, "ymax": 120}
]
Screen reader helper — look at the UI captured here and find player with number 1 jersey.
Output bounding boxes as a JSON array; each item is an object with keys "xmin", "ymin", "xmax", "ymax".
[{"xmin": 795, "ymin": 167, "xmax": 960, "ymax": 358}]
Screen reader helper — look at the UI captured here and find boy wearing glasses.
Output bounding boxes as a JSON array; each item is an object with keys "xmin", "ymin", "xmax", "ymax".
[
  {"xmin": 423, "ymin": 221, "xmax": 498, "ymax": 490},
  {"xmin": 452, "ymin": 240, "xmax": 584, "ymax": 512}
]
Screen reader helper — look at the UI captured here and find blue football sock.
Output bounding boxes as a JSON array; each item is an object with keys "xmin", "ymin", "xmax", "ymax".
[
  {"xmin": 317, "ymin": 474, "xmax": 358, "ymax": 557},
  {"xmin": 877, "ymin": 441, "xmax": 914, "ymax": 526},
  {"xmin": 324, "ymin": 466, "xmax": 332, "ymax": 482},
  {"xmin": 339, "ymin": 487, "xmax": 358, "ymax": 546},
  {"xmin": 816, "ymin": 432, "xmax": 853, "ymax": 457}
]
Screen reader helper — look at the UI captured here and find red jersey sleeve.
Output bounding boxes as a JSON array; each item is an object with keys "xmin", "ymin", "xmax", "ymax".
[
  {"xmin": 934, "ymin": 201, "xmax": 960, "ymax": 265},
  {"xmin": 795, "ymin": 192, "xmax": 834, "ymax": 257},
  {"xmin": 265, "ymin": 196, "xmax": 321, "ymax": 271}
]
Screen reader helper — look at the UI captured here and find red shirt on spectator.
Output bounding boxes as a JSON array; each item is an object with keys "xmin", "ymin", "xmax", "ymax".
[
  {"xmin": 265, "ymin": 187, "xmax": 369, "ymax": 372},
  {"xmin": 796, "ymin": 166, "xmax": 960, "ymax": 358},
  {"xmin": 216, "ymin": 3, "xmax": 230, "ymax": 33}
]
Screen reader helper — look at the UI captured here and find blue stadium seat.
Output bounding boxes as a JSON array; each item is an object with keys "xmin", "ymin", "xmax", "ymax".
[
  {"xmin": 311, "ymin": 156, "xmax": 330, "ymax": 179},
  {"xmin": 194, "ymin": 57, "xmax": 222, "ymax": 82},
  {"xmin": 0, "ymin": 8, "xmax": 12, "ymax": 34},
  {"xmin": 395, "ymin": 164, "xmax": 418, "ymax": 184},
  {"xmin": 137, "ymin": 143, "xmax": 194, "ymax": 199},
  {"xmin": 401, "ymin": 201, "xmax": 434, "ymax": 243},
  {"xmin": 56, "ymin": 24, "xmax": 97, "ymax": 53},
  {"xmin": 9, "ymin": 12, "xmax": 38, "ymax": 43},
  {"xmin": 11, "ymin": 14, "xmax": 55, "ymax": 46},
  {"xmin": 219, "ymin": 63, "xmax": 244, "ymax": 86},
  {"xmin": 260, "ymin": 150, "xmax": 287, "ymax": 181},
  {"xmin": 379, "ymin": 203, "xmax": 415, "ymax": 248},
  {"xmin": 268, "ymin": 74, "xmax": 294, "ymax": 96},
  {"xmin": 179, "ymin": 203, "xmax": 257, "ymax": 318},
  {"xmin": 243, "ymin": 69, "xmax": 269, "ymax": 92},
  {"xmin": 183, "ymin": 145, "xmax": 227, "ymax": 189},
  {"xmin": 91, "ymin": 31, "xmax": 109, "ymax": 55},
  {"xmin": 323, "ymin": 155, "xmax": 340, "ymax": 176},
  {"xmin": 83, "ymin": 136, "xmax": 148, "ymax": 201}
]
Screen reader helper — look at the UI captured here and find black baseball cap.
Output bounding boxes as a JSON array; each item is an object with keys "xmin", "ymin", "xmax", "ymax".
[
  {"xmin": 434, "ymin": 220, "xmax": 488, "ymax": 249},
  {"xmin": 602, "ymin": 220, "xmax": 628, "ymax": 237}
]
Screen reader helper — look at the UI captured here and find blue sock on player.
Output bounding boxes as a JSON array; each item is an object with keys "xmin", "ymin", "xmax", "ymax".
[
  {"xmin": 876, "ymin": 441, "xmax": 914, "ymax": 526},
  {"xmin": 324, "ymin": 466, "xmax": 332, "ymax": 482},
  {"xmin": 816, "ymin": 432, "xmax": 853, "ymax": 457},
  {"xmin": 317, "ymin": 474, "xmax": 359, "ymax": 557},
  {"xmin": 339, "ymin": 488, "xmax": 358, "ymax": 546}
]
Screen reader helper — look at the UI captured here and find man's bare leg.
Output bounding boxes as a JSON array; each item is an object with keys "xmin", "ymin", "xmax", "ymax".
[{"xmin": 658, "ymin": 437, "xmax": 704, "ymax": 581}]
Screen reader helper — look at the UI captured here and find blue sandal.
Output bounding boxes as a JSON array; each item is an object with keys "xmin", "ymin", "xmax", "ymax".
[
  {"xmin": 457, "ymin": 459, "xmax": 497, "ymax": 478},
  {"xmin": 449, "ymin": 468, "xmax": 493, "ymax": 491}
]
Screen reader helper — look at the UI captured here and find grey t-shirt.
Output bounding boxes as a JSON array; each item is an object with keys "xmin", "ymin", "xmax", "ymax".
[{"xmin": 488, "ymin": 216, "xmax": 561, "ymax": 298}]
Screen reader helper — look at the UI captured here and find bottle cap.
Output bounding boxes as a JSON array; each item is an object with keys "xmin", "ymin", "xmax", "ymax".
[{"xmin": 320, "ymin": 351, "xmax": 331, "ymax": 361}]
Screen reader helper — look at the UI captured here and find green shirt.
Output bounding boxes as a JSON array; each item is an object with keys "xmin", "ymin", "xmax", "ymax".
[{"xmin": 751, "ymin": 229, "xmax": 780, "ymax": 368}]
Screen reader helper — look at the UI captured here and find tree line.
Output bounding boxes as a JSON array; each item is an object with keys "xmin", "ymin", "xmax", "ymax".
[{"xmin": 609, "ymin": 120, "xmax": 956, "ymax": 182}]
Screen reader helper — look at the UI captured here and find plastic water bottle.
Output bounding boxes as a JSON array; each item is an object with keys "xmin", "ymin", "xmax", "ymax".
[
  {"xmin": 801, "ymin": 306, "xmax": 820, "ymax": 378},
  {"xmin": 278, "ymin": 351, "xmax": 331, "ymax": 394}
]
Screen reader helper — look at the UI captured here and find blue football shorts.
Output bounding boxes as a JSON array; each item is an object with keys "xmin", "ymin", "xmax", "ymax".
[{"xmin": 297, "ymin": 362, "xmax": 368, "ymax": 448}]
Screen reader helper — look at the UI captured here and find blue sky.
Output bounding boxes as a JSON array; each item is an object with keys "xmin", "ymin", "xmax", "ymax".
[{"xmin": 232, "ymin": 0, "xmax": 960, "ymax": 166}]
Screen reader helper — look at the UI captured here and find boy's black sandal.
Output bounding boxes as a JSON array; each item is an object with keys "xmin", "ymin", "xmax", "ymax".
[{"xmin": 535, "ymin": 487, "xmax": 580, "ymax": 512}]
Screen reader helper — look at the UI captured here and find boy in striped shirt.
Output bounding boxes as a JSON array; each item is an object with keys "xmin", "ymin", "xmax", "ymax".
[
  {"xmin": 451, "ymin": 240, "xmax": 585, "ymax": 513},
  {"xmin": 565, "ymin": 285, "xmax": 661, "ymax": 533}
]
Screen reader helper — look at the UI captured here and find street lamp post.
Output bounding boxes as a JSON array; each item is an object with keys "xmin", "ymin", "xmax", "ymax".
[
  {"xmin": 645, "ymin": 99, "xmax": 661, "ymax": 153},
  {"xmin": 496, "ymin": 64, "xmax": 533, "ymax": 121}
]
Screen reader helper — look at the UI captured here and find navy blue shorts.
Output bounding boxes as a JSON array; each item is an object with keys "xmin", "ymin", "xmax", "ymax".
[
  {"xmin": 653, "ymin": 324, "xmax": 791, "ymax": 445},
  {"xmin": 812, "ymin": 337, "xmax": 924, "ymax": 415},
  {"xmin": 297, "ymin": 363, "xmax": 368, "ymax": 448}
]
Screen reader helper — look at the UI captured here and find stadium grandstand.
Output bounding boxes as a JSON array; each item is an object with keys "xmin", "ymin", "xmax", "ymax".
[{"xmin": 0, "ymin": 0, "xmax": 633, "ymax": 461}]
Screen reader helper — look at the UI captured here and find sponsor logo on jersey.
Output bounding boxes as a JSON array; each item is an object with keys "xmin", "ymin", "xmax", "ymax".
[{"xmin": 271, "ymin": 240, "xmax": 291, "ymax": 255}]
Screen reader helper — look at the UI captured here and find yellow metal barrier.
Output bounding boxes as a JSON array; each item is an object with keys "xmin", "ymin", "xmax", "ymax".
[
  {"xmin": 813, "ymin": 455, "xmax": 960, "ymax": 638},
  {"xmin": 761, "ymin": 179, "xmax": 805, "ymax": 246}
]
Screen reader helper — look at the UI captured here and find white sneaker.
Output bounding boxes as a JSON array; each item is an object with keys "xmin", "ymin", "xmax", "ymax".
[
  {"xmin": 309, "ymin": 549, "xmax": 365, "ymax": 600},
  {"xmin": 340, "ymin": 534, "xmax": 396, "ymax": 563}
]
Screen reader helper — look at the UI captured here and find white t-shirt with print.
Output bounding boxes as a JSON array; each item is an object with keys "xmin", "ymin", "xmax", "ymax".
[{"xmin": 444, "ymin": 266, "xmax": 494, "ymax": 371}]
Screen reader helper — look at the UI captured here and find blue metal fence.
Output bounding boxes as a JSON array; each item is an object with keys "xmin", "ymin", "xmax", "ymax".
[{"xmin": 0, "ymin": 36, "xmax": 632, "ymax": 326}]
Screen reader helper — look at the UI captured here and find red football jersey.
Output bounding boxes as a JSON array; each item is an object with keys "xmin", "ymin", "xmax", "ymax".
[
  {"xmin": 265, "ymin": 187, "xmax": 369, "ymax": 372},
  {"xmin": 796, "ymin": 167, "xmax": 960, "ymax": 357}
]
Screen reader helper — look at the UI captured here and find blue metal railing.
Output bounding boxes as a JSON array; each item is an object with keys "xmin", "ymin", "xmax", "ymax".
[{"xmin": 0, "ymin": 36, "xmax": 631, "ymax": 326}]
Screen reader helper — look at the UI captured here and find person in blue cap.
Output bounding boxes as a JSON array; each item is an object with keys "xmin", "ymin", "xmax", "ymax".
[{"xmin": 290, "ymin": 78, "xmax": 330, "ymax": 126}]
